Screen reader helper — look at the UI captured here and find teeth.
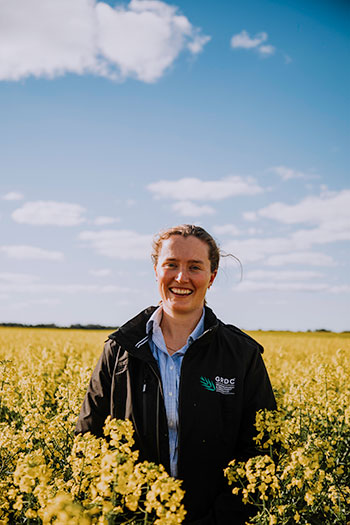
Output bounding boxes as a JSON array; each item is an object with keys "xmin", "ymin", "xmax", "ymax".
[{"xmin": 171, "ymin": 288, "xmax": 192, "ymax": 295}]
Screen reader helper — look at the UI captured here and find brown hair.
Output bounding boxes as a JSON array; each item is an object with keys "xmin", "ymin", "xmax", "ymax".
[{"xmin": 151, "ymin": 224, "xmax": 220, "ymax": 272}]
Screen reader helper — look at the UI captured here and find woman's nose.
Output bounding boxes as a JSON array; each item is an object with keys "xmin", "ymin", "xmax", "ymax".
[{"xmin": 175, "ymin": 268, "xmax": 189, "ymax": 282}]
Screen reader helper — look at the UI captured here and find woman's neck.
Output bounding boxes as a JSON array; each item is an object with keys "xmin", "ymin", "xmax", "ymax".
[{"xmin": 160, "ymin": 307, "xmax": 204, "ymax": 355}]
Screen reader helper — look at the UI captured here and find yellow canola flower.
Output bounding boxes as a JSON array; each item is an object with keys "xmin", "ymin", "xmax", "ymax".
[{"xmin": 1, "ymin": 327, "xmax": 349, "ymax": 525}]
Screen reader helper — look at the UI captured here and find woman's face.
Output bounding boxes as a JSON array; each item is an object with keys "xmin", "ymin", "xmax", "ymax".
[{"xmin": 154, "ymin": 235, "xmax": 217, "ymax": 316}]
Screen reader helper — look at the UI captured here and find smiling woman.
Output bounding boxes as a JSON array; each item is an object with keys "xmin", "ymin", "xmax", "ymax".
[{"xmin": 76, "ymin": 224, "xmax": 276, "ymax": 524}]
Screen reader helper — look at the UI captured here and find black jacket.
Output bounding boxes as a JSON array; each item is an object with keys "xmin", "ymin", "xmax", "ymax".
[{"xmin": 76, "ymin": 306, "xmax": 276, "ymax": 524}]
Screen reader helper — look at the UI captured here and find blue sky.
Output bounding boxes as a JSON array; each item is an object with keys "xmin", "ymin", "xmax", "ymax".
[{"xmin": 0, "ymin": 0, "xmax": 349, "ymax": 331}]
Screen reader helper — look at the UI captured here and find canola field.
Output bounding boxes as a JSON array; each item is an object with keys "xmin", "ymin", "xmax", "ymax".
[{"xmin": 0, "ymin": 327, "xmax": 349, "ymax": 524}]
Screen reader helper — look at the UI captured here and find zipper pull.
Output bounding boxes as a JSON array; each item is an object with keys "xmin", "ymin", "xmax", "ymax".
[{"xmin": 143, "ymin": 381, "xmax": 147, "ymax": 393}]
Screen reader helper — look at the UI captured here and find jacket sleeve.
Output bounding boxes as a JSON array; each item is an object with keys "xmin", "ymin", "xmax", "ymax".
[
  {"xmin": 236, "ymin": 345, "xmax": 277, "ymax": 460},
  {"xmin": 75, "ymin": 339, "xmax": 119, "ymax": 437}
]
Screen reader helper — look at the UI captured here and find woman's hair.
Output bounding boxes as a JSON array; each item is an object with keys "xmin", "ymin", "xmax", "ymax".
[{"xmin": 151, "ymin": 224, "xmax": 220, "ymax": 272}]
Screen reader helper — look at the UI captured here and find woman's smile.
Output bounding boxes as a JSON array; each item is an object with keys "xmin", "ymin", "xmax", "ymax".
[{"xmin": 169, "ymin": 287, "xmax": 193, "ymax": 296}]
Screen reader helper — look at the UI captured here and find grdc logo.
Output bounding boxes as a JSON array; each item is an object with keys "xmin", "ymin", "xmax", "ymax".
[{"xmin": 200, "ymin": 375, "xmax": 236, "ymax": 395}]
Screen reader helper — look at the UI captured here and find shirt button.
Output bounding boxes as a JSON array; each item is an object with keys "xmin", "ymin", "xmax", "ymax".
[
  {"xmin": 170, "ymin": 366, "xmax": 174, "ymax": 370},
  {"xmin": 168, "ymin": 391, "xmax": 173, "ymax": 396}
]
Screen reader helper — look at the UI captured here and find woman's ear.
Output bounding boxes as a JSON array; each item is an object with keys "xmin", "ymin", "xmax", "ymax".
[{"xmin": 208, "ymin": 270, "xmax": 217, "ymax": 288}]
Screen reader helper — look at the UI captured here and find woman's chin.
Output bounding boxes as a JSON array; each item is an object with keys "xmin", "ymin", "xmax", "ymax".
[{"xmin": 163, "ymin": 297, "xmax": 203, "ymax": 315}]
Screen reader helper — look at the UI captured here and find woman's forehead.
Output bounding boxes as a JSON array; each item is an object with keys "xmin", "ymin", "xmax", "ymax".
[{"xmin": 159, "ymin": 235, "xmax": 210, "ymax": 259}]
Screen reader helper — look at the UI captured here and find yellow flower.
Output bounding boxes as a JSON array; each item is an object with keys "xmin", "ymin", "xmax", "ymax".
[{"xmin": 304, "ymin": 491, "xmax": 315, "ymax": 505}]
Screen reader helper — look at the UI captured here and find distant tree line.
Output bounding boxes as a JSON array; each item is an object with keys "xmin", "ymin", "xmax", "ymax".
[
  {"xmin": 0, "ymin": 323, "xmax": 348, "ymax": 333},
  {"xmin": 0, "ymin": 322, "xmax": 118, "ymax": 330}
]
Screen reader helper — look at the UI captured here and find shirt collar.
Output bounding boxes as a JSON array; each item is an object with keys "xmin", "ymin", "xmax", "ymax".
[{"xmin": 146, "ymin": 306, "xmax": 205, "ymax": 347}]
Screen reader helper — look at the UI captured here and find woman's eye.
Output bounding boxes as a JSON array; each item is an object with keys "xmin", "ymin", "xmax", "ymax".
[{"xmin": 191, "ymin": 266, "xmax": 200, "ymax": 271}]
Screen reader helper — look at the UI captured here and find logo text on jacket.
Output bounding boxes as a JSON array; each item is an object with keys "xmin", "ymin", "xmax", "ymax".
[{"xmin": 200, "ymin": 376, "xmax": 236, "ymax": 395}]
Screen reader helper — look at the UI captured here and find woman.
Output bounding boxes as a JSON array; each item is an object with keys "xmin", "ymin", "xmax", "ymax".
[{"xmin": 76, "ymin": 224, "xmax": 276, "ymax": 524}]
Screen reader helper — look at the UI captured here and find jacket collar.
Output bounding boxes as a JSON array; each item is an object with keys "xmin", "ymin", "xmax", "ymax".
[{"xmin": 109, "ymin": 305, "xmax": 219, "ymax": 359}]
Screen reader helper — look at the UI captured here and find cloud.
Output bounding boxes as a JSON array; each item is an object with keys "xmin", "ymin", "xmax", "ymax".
[
  {"xmin": 243, "ymin": 190, "xmax": 350, "ymax": 249},
  {"xmin": 231, "ymin": 30, "xmax": 267, "ymax": 50},
  {"xmin": 257, "ymin": 190, "xmax": 350, "ymax": 226},
  {"xmin": 265, "ymin": 251, "xmax": 336, "ymax": 267},
  {"xmin": 236, "ymin": 280, "xmax": 329, "ymax": 293},
  {"xmin": 0, "ymin": 282, "xmax": 136, "ymax": 294},
  {"xmin": 93, "ymin": 216, "xmax": 120, "ymax": 225},
  {"xmin": 10, "ymin": 298, "xmax": 61, "ymax": 310},
  {"xmin": 235, "ymin": 267, "xmax": 350, "ymax": 294},
  {"xmin": 230, "ymin": 30, "xmax": 275, "ymax": 57},
  {"xmin": 243, "ymin": 211, "xmax": 257, "ymax": 222},
  {"xmin": 245, "ymin": 269, "xmax": 323, "ymax": 281},
  {"xmin": 269, "ymin": 165, "xmax": 309, "ymax": 181},
  {"xmin": 172, "ymin": 200, "xmax": 215, "ymax": 217},
  {"xmin": 12, "ymin": 201, "xmax": 86, "ymax": 226},
  {"xmin": 223, "ymin": 236, "xmax": 294, "ymax": 264},
  {"xmin": 79, "ymin": 229, "xmax": 152, "ymax": 259},
  {"xmin": 254, "ymin": 190, "xmax": 350, "ymax": 246},
  {"xmin": 212, "ymin": 224, "xmax": 241, "ymax": 236},
  {"xmin": 236, "ymin": 269, "xmax": 330, "ymax": 294},
  {"xmin": 0, "ymin": 272, "xmax": 39, "ymax": 284},
  {"xmin": 0, "ymin": 0, "xmax": 210, "ymax": 83},
  {"xmin": 1, "ymin": 245, "xmax": 64, "ymax": 261},
  {"xmin": 89, "ymin": 268, "xmax": 112, "ymax": 276},
  {"xmin": 225, "ymin": 191, "xmax": 350, "ymax": 268},
  {"xmin": 258, "ymin": 44, "xmax": 275, "ymax": 56},
  {"xmin": 148, "ymin": 176, "xmax": 263, "ymax": 201},
  {"xmin": 2, "ymin": 191, "xmax": 24, "ymax": 201}
]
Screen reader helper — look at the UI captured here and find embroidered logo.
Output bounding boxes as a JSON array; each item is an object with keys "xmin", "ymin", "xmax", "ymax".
[{"xmin": 200, "ymin": 375, "xmax": 236, "ymax": 395}]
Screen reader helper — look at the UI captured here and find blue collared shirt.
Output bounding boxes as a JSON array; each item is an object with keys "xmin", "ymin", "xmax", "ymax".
[{"xmin": 146, "ymin": 307, "xmax": 205, "ymax": 477}]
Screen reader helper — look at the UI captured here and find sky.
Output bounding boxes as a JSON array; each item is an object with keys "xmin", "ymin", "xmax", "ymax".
[{"xmin": 0, "ymin": 0, "xmax": 349, "ymax": 331}]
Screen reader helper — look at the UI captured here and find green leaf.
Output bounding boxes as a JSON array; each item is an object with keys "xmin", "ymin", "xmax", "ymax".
[{"xmin": 200, "ymin": 376, "xmax": 215, "ymax": 391}]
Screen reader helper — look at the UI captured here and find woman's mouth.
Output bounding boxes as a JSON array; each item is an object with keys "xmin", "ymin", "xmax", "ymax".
[{"xmin": 169, "ymin": 287, "xmax": 193, "ymax": 296}]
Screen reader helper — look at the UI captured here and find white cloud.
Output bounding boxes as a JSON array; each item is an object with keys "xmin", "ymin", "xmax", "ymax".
[
  {"xmin": 270, "ymin": 165, "xmax": 309, "ymax": 181},
  {"xmin": 0, "ymin": 282, "xmax": 136, "ymax": 294},
  {"xmin": 242, "ymin": 190, "xmax": 350, "ymax": 251},
  {"xmin": 258, "ymin": 44, "xmax": 275, "ymax": 56},
  {"xmin": 236, "ymin": 268, "xmax": 333, "ymax": 293},
  {"xmin": 330, "ymin": 285, "xmax": 350, "ymax": 294},
  {"xmin": 93, "ymin": 216, "xmax": 120, "ymax": 225},
  {"xmin": 1, "ymin": 245, "xmax": 64, "ymax": 261},
  {"xmin": 236, "ymin": 280, "xmax": 329, "ymax": 293},
  {"xmin": 223, "ymin": 236, "xmax": 292, "ymax": 263},
  {"xmin": 89, "ymin": 268, "xmax": 112, "ymax": 276},
  {"xmin": 231, "ymin": 30, "xmax": 267, "ymax": 50},
  {"xmin": 2, "ymin": 191, "xmax": 24, "ymax": 201},
  {"xmin": 212, "ymin": 224, "xmax": 240, "ymax": 236},
  {"xmin": 79, "ymin": 229, "xmax": 152, "ymax": 259},
  {"xmin": 148, "ymin": 176, "xmax": 263, "ymax": 201},
  {"xmin": 172, "ymin": 200, "xmax": 215, "ymax": 217},
  {"xmin": 265, "ymin": 251, "xmax": 336, "ymax": 267},
  {"xmin": 230, "ymin": 30, "xmax": 275, "ymax": 57},
  {"xmin": 0, "ymin": 0, "xmax": 210, "ymax": 83},
  {"xmin": 12, "ymin": 201, "xmax": 86, "ymax": 226},
  {"xmin": 10, "ymin": 298, "xmax": 61, "ymax": 310},
  {"xmin": 257, "ymin": 190, "xmax": 350, "ymax": 226},
  {"xmin": 245, "ymin": 269, "xmax": 323, "ymax": 281},
  {"xmin": 0, "ymin": 272, "xmax": 39, "ymax": 284},
  {"xmin": 243, "ymin": 211, "xmax": 257, "ymax": 221},
  {"xmin": 256, "ymin": 190, "xmax": 350, "ymax": 246}
]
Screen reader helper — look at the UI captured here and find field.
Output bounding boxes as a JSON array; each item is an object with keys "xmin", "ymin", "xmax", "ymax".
[{"xmin": 0, "ymin": 327, "xmax": 349, "ymax": 524}]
